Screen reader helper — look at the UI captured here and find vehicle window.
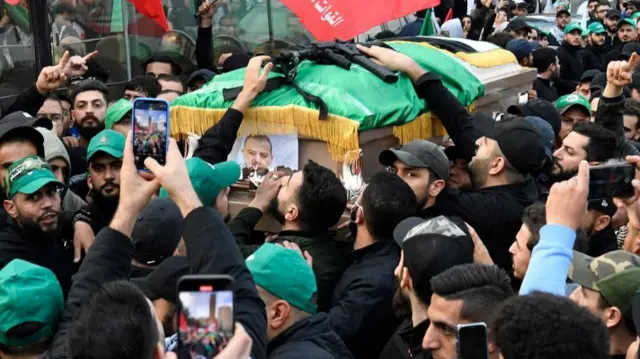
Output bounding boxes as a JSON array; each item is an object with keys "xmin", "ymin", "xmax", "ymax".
[{"xmin": 0, "ymin": 0, "xmax": 36, "ymax": 109}]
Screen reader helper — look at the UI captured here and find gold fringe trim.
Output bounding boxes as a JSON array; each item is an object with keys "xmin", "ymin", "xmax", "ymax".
[
  {"xmin": 454, "ymin": 49, "xmax": 517, "ymax": 68},
  {"xmin": 391, "ymin": 103, "xmax": 476, "ymax": 145},
  {"xmin": 387, "ymin": 40, "xmax": 517, "ymax": 68},
  {"xmin": 171, "ymin": 105, "xmax": 360, "ymax": 162}
]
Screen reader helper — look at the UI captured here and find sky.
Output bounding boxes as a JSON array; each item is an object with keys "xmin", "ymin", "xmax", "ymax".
[{"xmin": 179, "ymin": 291, "xmax": 233, "ymax": 319}]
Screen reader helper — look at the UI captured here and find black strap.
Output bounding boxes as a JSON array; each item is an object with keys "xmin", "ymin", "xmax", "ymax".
[{"xmin": 222, "ymin": 77, "xmax": 329, "ymax": 120}]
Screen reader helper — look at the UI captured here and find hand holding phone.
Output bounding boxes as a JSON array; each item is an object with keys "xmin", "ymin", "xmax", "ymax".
[
  {"xmin": 178, "ymin": 275, "xmax": 235, "ymax": 359},
  {"xmin": 132, "ymin": 98, "xmax": 169, "ymax": 171},
  {"xmin": 457, "ymin": 323, "xmax": 489, "ymax": 359}
]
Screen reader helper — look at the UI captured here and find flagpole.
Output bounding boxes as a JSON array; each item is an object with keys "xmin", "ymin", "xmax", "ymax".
[
  {"xmin": 266, "ymin": 0, "xmax": 275, "ymax": 54},
  {"xmin": 122, "ymin": 0, "xmax": 133, "ymax": 81}
]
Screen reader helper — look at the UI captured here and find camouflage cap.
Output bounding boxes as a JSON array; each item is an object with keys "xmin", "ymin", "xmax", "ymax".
[{"xmin": 569, "ymin": 250, "xmax": 640, "ymax": 314}]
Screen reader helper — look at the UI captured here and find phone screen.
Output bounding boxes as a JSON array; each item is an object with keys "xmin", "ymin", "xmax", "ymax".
[
  {"xmin": 132, "ymin": 98, "xmax": 169, "ymax": 170},
  {"xmin": 589, "ymin": 163, "xmax": 635, "ymax": 200},
  {"xmin": 457, "ymin": 323, "xmax": 489, "ymax": 359},
  {"xmin": 178, "ymin": 281, "xmax": 234, "ymax": 358}
]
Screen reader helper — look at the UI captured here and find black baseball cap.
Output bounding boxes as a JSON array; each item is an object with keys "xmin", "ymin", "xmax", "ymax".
[
  {"xmin": 490, "ymin": 118, "xmax": 546, "ymax": 175},
  {"xmin": 394, "ymin": 216, "xmax": 474, "ymax": 304},
  {"xmin": 606, "ymin": 9, "xmax": 622, "ymax": 19},
  {"xmin": 505, "ymin": 18, "xmax": 531, "ymax": 32},
  {"xmin": 0, "ymin": 112, "xmax": 45, "ymax": 157},
  {"xmin": 187, "ymin": 69, "xmax": 215, "ymax": 88},
  {"xmin": 588, "ymin": 197, "xmax": 616, "ymax": 217},
  {"xmin": 132, "ymin": 198, "xmax": 184, "ymax": 266},
  {"xmin": 379, "ymin": 140, "xmax": 450, "ymax": 180},
  {"xmin": 507, "ymin": 99, "xmax": 562, "ymax": 136},
  {"xmin": 622, "ymin": 42, "xmax": 640, "ymax": 60},
  {"xmin": 580, "ymin": 69, "xmax": 603, "ymax": 83},
  {"xmin": 131, "ymin": 256, "xmax": 189, "ymax": 304}
]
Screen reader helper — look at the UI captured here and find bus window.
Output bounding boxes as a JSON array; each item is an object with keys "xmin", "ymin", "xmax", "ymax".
[{"xmin": 0, "ymin": 0, "xmax": 36, "ymax": 110}]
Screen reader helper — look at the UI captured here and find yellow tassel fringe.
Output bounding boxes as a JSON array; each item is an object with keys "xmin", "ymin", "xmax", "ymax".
[{"xmin": 171, "ymin": 105, "xmax": 360, "ymax": 161}]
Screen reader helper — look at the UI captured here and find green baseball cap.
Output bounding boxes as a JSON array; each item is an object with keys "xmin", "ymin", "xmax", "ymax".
[
  {"xmin": 618, "ymin": 18, "xmax": 638, "ymax": 30},
  {"xmin": 564, "ymin": 23, "xmax": 583, "ymax": 34},
  {"xmin": 105, "ymin": 99, "xmax": 132, "ymax": 130},
  {"xmin": 159, "ymin": 158, "xmax": 240, "ymax": 206},
  {"xmin": 588, "ymin": 22, "xmax": 607, "ymax": 34},
  {"xmin": 246, "ymin": 243, "xmax": 317, "ymax": 314},
  {"xmin": 569, "ymin": 250, "xmax": 640, "ymax": 314},
  {"xmin": 3, "ymin": 156, "xmax": 63, "ymax": 199},
  {"xmin": 555, "ymin": 93, "xmax": 591, "ymax": 116},
  {"xmin": 87, "ymin": 130, "xmax": 126, "ymax": 162},
  {"xmin": 0, "ymin": 259, "xmax": 63, "ymax": 347},
  {"xmin": 556, "ymin": 2, "xmax": 570, "ymax": 12}
]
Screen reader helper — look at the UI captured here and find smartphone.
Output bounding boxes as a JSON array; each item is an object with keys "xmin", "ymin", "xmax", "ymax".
[
  {"xmin": 588, "ymin": 163, "xmax": 635, "ymax": 200},
  {"xmin": 457, "ymin": 323, "xmax": 489, "ymax": 359},
  {"xmin": 132, "ymin": 98, "xmax": 169, "ymax": 171},
  {"xmin": 177, "ymin": 275, "xmax": 235, "ymax": 359}
]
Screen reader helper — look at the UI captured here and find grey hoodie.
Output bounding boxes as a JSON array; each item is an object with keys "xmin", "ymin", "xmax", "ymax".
[{"xmin": 36, "ymin": 128, "xmax": 87, "ymax": 213}]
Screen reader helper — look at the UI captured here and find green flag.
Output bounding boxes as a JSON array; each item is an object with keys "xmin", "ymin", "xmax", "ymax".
[
  {"xmin": 110, "ymin": 0, "xmax": 124, "ymax": 33},
  {"xmin": 419, "ymin": 9, "xmax": 435, "ymax": 36}
]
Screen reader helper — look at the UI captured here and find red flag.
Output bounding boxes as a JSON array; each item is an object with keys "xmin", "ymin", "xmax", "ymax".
[
  {"xmin": 444, "ymin": 8, "xmax": 453, "ymax": 22},
  {"xmin": 281, "ymin": 0, "xmax": 440, "ymax": 41},
  {"xmin": 128, "ymin": 0, "xmax": 169, "ymax": 32}
]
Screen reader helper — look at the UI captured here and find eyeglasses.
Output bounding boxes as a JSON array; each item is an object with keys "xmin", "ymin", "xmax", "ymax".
[{"xmin": 37, "ymin": 113, "xmax": 63, "ymax": 122}]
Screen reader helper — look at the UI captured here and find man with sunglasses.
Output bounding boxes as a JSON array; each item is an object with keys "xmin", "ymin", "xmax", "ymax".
[{"xmin": 0, "ymin": 156, "xmax": 75, "ymax": 296}]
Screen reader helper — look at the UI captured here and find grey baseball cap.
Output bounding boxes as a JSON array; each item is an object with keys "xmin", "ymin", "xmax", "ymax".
[{"xmin": 379, "ymin": 140, "xmax": 450, "ymax": 180}]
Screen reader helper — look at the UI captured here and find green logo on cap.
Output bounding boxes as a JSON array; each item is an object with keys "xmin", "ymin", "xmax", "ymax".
[{"xmin": 3, "ymin": 156, "xmax": 63, "ymax": 199}]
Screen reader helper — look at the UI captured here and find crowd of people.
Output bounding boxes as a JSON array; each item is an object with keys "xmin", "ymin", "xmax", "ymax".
[{"xmin": 3, "ymin": 0, "xmax": 640, "ymax": 359}]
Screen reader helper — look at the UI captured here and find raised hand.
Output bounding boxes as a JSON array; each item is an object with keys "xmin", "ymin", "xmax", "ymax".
[
  {"xmin": 36, "ymin": 51, "xmax": 70, "ymax": 95},
  {"xmin": 606, "ymin": 52, "xmax": 639, "ymax": 88},
  {"xmin": 249, "ymin": 170, "xmax": 283, "ymax": 212},
  {"xmin": 356, "ymin": 44, "xmax": 426, "ymax": 81},
  {"xmin": 546, "ymin": 161, "xmax": 589, "ymax": 231},
  {"xmin": 198, "ymin": 0, "xmax": 220, "ymax": 27},
  {"xmin": 243, "ymin": 55, "xmax": 273, "ymax": 95},
  {"xmin": 63, "ymin": 51, "xmax": 98, "ymax": 79}
]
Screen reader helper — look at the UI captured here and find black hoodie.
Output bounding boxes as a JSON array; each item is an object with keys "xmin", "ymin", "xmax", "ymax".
[
  {"xmin": 268, "ymin": 313, "xmax": 354, "ymax": 359},
  {"xmin": 581, "ymin": 43, "xmax": 608, "ymax": 72},
  {"xmin": 0, "ymin": 217, "xmax": 75, "ymax": 296},
  {"xmin": 556, "ymin": 42, "xmax": 584, "ymax": 96}
]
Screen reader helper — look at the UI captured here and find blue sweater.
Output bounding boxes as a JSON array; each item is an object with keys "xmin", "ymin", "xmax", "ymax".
[{"xmin": 519, "ymin": 224, "xmax": 576, "ymax": 296}]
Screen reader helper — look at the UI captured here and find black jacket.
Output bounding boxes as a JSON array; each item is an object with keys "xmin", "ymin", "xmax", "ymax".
[
  {"xmin": 556, "ymin": 43, "xmax": 584, "ymax": 96},
  {"xmin": 46, "ymin": 206, "xmax": 268, "ymax": 359},
  {"xmin": 268, "ymin": 313, "xmax": 354, "ymax": 359},
  {"xmin": 594, "ymin": 93, "xmax": 640, "ymax": 156},
  {"xmin": 227, "ymin": 207, "xmax": 345, "ymax": 312},
  {"xmin": 5, "ymin": 83, "xmax": 47, "ymax": 117},
  {"xmin": 378, "ymin": 319, "xmax": 431, "ymax": 359},
  {"xmin": 581, "ymin": 44, "xmax": 608, "ymax": 72},
  {"xmin": 195, "ymin": 25, "xmax": 218, "ymax": 73},
  {"xmin": 194, "ymin": 107, "xmax": 244, "ymax": 165},
  {"xmin": 532, "ymin": 77, "xmax": 559, "ymax": 102},
  {"xmin": 414, "ymin": 73, "xmax": 539, "ymax": 272},
  {"xmin": 0, "ymin": 217, "xmax": 75, "ymax": 296},
  {"xmin": 327, "ymin": 241, "xmax": 401, "ymax": 359},
  {"xmin": 587, "ymin": 226, "xmax": 619, "ymax": 257},
  {"xmin": 604, "ymin": 41, "xmax": 625, "ymax": 68}
]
